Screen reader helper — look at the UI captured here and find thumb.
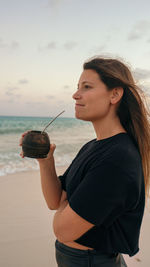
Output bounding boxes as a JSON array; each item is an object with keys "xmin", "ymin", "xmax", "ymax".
[
  {"xmin": 49, "ymin": 143, "xmax": 56, "ymax": 156},
  {"xmin": 50, "ymin": 143, "xmax": 56, "ymax": 152}
]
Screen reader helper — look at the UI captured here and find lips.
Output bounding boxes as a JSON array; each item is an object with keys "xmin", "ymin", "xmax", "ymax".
[{"xmin": 75, "ymin": 103, "xmax": 85, "ymax": 106}]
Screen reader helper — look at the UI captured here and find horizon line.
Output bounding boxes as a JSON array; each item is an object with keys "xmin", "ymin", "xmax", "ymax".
[{"xmin": 0, "ymin": 114, "xmax": 75, "ymax": 119}]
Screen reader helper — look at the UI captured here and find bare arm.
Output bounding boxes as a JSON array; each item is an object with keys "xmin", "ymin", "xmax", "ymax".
[
  {"xmin": 38, "ymin": 156, "xmax": 62, "ymax": 210},
  {"xmin": 37, "ymin": 144, "xmax": 67, "ymax": 210}
]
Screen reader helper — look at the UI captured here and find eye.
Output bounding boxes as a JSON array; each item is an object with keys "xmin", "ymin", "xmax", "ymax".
[
  {"xmin": 84, "ymin": 84, "xmax": 91, "ymax": 89},
  {"xmin": 76, "ymin": 84, "xmax": 92, "ymax": 91}
]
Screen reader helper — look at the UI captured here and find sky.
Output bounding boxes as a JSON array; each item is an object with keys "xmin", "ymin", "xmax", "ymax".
[{"xmin": 0, "ymin": 0, "xmax": 150, "ymax": 117}]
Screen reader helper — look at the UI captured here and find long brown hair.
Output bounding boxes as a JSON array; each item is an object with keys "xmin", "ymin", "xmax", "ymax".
[{"xmin": 83, "ymin": 57, "xmax": 150, "ymax": 201}]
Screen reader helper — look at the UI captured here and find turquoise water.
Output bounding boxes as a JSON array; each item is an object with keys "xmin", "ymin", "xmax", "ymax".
[{"xmin": 0, "ymin": 116, "xmax": 95, "ymax": 176}]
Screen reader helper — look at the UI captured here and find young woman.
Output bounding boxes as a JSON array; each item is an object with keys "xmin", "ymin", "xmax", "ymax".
[{"xmin": 20, "ymin": 57, "xmax": 150, "ymax": 267}]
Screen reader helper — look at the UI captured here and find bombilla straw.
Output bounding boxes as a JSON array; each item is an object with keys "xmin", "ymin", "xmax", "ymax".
[{"xmin": 41, "ymin": 110, "xmax": 65, "ymax": 133}]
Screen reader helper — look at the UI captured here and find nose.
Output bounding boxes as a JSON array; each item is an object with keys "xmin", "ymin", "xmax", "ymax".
[{"xmin": 72, "ymin": 89, "xmax": 81, "ymax": 100}]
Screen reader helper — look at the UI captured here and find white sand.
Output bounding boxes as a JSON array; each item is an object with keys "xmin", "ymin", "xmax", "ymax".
[
  {"xmin": 0, "ymin": 167, "xmax": 66, "ymax": 267},
  {"xmin": 0, "ymin": 168, "xmax": 150, "ymax": 267}
]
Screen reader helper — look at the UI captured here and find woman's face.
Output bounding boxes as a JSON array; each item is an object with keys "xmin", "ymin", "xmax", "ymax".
[{"xmin": 72, "ymin": 69, "xmax": 113, "ymax": 122}]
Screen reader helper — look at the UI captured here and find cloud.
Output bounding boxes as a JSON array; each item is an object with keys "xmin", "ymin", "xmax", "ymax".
[
  {"xmin": 63, "ymin": 85, "xmax": 70, "ymax": 90},
  {"xmin": 39, "ymin": 41, "xmax": 77, "ymax": 51},
  {"xmin": 89, "ymin": 44, "xmax": 107, "ymax": 54},
  {"xmin": 133, "ymin": 68, "xmax": 150, "ymax": 80},
  {"xmin": 11, "ymin": 41, "xmax": 19, "ymax": 49},
  {"xmin": 38, "ymin": 41, "xmax": 57, "ymax": 51},
  {"xmin": 5, "ymin": 87, "xmax": 19, "ymax": 95},
  {"xmin": 63, "ymin": 41, "xmax": 77, "ymax": 50},
  {"xmin": 46, "ymin": 94, "xmax": 55, "ymax": 99},
  {"xmin": 6, "ymin": 94, "xmax": 21, "ymax": 103},
  {"xmin": 128, "ymin": 20, "xmax": 150, "ymax": 41},
  {"xmin": 62, "ymin": 85, "xmax": 71, "ymax": 94},
  {"xmin": 18, "ymin": 79, "xmax": 29, "ymax": 84},
  {"xmin": 0, "ymin": 38, "xmax": 7, "ymax": 48},
  {"xmin": 5, "ymin": 87, "xmax": 22, "ymax": 103},
  {"xmin": 0, "ymin": 38, "xmax": 19, "ymax": 50},
  {"xmin": 8, "ymin": 94, "xmax": 21, "ymax": 103},
  {"xmin": 47, "ymin": 42, "xmax": 57, "ymax": 49}
]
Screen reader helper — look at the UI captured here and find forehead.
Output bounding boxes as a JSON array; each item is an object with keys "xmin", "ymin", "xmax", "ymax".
[{"xmin": 79, "ymin": 69, "xmax": 101, "ymax": 84}]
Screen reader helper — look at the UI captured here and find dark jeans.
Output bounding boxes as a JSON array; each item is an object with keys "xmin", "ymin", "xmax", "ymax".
[{"xmin": 55, "ymin": 240, "xmax": 127, "ymax": 267}]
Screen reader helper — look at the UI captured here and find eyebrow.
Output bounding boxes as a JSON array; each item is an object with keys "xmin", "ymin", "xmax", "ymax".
[{"xmin": 77, "ymin": 81, "xmax": 94, "ymax": 86}]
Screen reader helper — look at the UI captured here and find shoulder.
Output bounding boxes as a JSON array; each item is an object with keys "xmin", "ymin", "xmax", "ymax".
[
  {"xmin": 90, "ymin": 133, "xmax": 140, "ymax": 165},
  {"xmin": 112, "ymin": 134, "xmax": 141, "ymax": 165},
  {"xmin": 107, "ymin": 134, "xmax": 143, "ymax": 189},
  {"xmin": 90, "ymin": 133, "xmax": 142, "ymax": 178}
]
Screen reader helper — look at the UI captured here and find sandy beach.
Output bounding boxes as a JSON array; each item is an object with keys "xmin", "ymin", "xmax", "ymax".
[{"xmin": 0, "ymin": 167, "xmax": 150, "ymax": 267}]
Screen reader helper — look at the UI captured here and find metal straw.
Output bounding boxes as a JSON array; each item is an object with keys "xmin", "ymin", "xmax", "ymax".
[{"xmin": 41, "ymin": 110, "xmax": 65, "ymax": 133}]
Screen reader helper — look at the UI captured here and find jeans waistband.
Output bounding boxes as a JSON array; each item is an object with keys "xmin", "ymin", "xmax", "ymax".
[{"xmin": 55, "ymin": 239, "xmax": 118, "ymax": 258}]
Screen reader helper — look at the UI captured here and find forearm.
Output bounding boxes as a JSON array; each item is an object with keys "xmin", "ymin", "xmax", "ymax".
[
  {"xmin": 39, "ymin": 158, "xmax": 62, "ymax": 210},
  {"xmin": 53, "ymin": 199, "xmax": 69, "ymax": 239},
  {"xmin": 56, "ymin": 199, "xmax": 69, "ymax": 212}
]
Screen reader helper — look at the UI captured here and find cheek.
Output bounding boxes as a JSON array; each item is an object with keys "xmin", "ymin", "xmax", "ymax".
[
  {"xmin": 91, "ymin": 93, "xmax": 110, "ymax": 109},
  {"xmin": 88, "ymin": 94, "xmax": 111, "ymax": 118}
]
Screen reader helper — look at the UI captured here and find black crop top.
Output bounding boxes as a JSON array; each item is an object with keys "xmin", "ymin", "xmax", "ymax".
[{"xmin": 58, "ymin": 133, "xmax": 145, "ymax": 256}]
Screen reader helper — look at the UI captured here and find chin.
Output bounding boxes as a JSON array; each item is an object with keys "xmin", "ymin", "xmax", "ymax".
[{"xmin": 75, "ymin": 113, "xmax": 90, "ymax": 122}]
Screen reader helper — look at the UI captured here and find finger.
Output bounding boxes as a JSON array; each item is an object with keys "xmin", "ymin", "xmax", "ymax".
[
  {"xmin": 20, "ymin": 130, "xmax": 31, "ymax": 145},
  {"xmin": 48, "ymin": 144, "xmax": 56, "ymax": 156},
  {"xmin": 20, "ymin": 151, "xmax": 24, "ymax": 158},
  {"xmin": 50, "ymin": 143, "xmax": 56, "ymax": 152},
  {"xmin": 21, "ymin": 130, "xmax": 31, "ymax": 137},
  {"xmin": 42, "ymin": 144, "xmax": 56, "ymax": 160},
  {"xmin": 19, "ymin": 138, "xmax": 23, "ymax": 146}
]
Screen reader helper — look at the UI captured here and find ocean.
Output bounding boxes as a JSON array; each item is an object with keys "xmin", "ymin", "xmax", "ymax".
[{"xmin": 0, "ymin": 116, "xmax": 95, "ymax": 176}]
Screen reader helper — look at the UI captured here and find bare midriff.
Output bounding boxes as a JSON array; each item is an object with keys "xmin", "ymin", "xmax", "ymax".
[{"xmin": 60, "ymin": 240, "xmax": 94, "ymax": 250}]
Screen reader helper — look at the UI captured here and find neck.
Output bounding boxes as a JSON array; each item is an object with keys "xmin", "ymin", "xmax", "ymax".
[{"xmin": 92, "ymin": 115, "xmax": 126, "ymax": 141}]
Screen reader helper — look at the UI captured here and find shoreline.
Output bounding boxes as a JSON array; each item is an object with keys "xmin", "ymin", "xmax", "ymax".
[
  {"xmin": 0, "ymin": 164, "xmax": 68, "ymax": 178},
  {"xmin": 0, "ymin": 168, "xmax": 150, "ymax": 267}
]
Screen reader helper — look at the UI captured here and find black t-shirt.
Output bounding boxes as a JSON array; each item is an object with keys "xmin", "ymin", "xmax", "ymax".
[{"xmin": 58, "ymin": 133, "xmax": 145, "ymax": 257}]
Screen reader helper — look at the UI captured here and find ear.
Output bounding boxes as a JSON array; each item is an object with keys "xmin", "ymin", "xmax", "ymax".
[{"xmin": 110, "ymin": 87, "xmax": 124, "ymax": 105}]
